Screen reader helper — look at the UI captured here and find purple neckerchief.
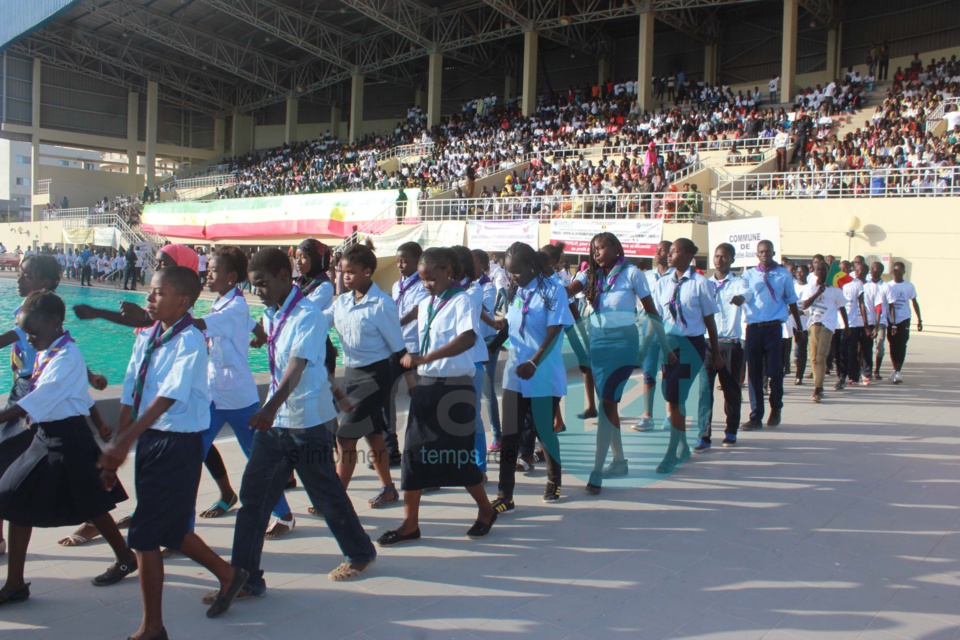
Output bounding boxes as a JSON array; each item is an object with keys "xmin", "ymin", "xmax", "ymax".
[
  {"xmin": 132, "ymin": 315, "xmax": 194, "ymax": 420},
  {"xmin": 29, "ymin": 331, "xmax": 75, "ymax": 393},
  {"xmin": 395, "ymin": 273, "xmax": 421, "ymax": 305},
  {"xmin": 516, "ymin": 286, "xmax": 535, "ymax": 337},
  {"xmin": 478, "ymin": 273, "xmax": 492, "ymax": 286},
  {"xmin": 595, "ymin": 257, "xmax": 627, "ymax": 311},
  {"xmin": 754, "ymin": 261, "xmax": 780, "ymax": 299},
  {"xmin": 266, "ymin": 288, "xmax": 305, "ymax": 393},
  {"xmin": 212, "ymin": 287, "xmax": 243, "ymax": 313},
  {"xmin": 713, "ymin": 276, "xmax": 730, "ymax": 295}
]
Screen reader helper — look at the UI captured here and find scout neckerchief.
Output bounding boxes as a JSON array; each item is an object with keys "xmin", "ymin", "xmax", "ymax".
[
  {"xmin": 595, "ymin": 257, "xmax": 627, "ymax": 311},
  {"xmin": 296, "ymin": 273, "xmax": 329, "ymax": 298},
  {"xmin": 29, "ymin": 331, "xmax": 74, "ymax": 393},
  {"xmin": 10, "ymin": 306, "xmax": 28, "ymax": 376},
  {"xmin": 754, "ymin": 261, "xmax": 780, "ymax": 299},
  {"xmin": 265, "ymin": 287, "xmax": 305, "ymax": 393},
  {"xmin": 419, "ymin": 286, "xmax": 464, "ymax": 355},
  {"xmin": 668, "ymin": 269, "xmax": 691, "ymax": 328},
  {"xmin": 478, "ymin": 273, "xmax": 492, "ymax": 286},
  {"xmin": 132, "ymin": 315, "xmax": 194, "ymax": 420},
  {"xmin": 395, "ymin": 273, "xmax": 421, "ymax": 306}
]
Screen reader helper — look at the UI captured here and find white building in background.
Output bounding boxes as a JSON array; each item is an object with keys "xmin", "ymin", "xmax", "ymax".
[{"xmin": 0, "ymin": 138, "xmax": 33, "ymax": 220}]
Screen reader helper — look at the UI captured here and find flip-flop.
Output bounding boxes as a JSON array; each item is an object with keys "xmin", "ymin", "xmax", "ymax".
[
  {"xmin": 58, "ymin": 533, "xmax": 90, "ymax": 547},
  {"xmin": 265, "ymin": 517, "xmax": 295, "ymax": 540},
  {"xmin": 199, "ymin": 494, "xmax": 238, "ymax": 519}
]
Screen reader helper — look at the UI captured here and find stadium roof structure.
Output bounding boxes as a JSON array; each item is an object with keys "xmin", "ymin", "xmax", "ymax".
[{"xmin": 0, "ymin": 0, "xmax": 839, "ymax": 117}]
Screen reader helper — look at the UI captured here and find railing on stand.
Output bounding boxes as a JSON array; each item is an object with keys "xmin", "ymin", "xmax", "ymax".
[
  {"xmin": 330, "ymin": 203, "xmax": 399, "ymax": 256},
  {"xmin": 43, "ymin": 207, "xmax": 90, "ymax": 221},
  {"xmin": 174, "ymin": 174, "xmax": 236, "ymax": 190},
  {"xmin": 596, "ymin": 137, "xmax": 774, "ymax": 158},
  {"xmin": 716, "ymin": 167, "xmax": 960, "ymax": 199},
  {"xmin": 35, "ymin": 179, "xmax": 51, "ymax": 196},
  {"xmin": 925, "ymin": 97, "xmax": 960, "ymax": 133},
  {"xmin": 376, "ymin": 142, "xmax": 436, "ymax": 163}
]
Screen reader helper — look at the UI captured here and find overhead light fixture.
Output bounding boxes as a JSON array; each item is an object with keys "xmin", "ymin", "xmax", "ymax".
[
  {"xmin": 340, "ymin": 7, "xmax": 348, "ymax": 13},
  {"xmin": 559, "ymin": 16, "xmax": 572, "ymax": 26}
]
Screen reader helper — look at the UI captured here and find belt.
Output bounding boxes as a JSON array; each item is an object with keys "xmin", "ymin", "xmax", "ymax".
[
  {"xmin": 749, "ymin": 320, "xmax": 782, "ymax": 328},
  {"xmin": 719, "ymin": 338, "xmax": 740, "ymax": 344}
]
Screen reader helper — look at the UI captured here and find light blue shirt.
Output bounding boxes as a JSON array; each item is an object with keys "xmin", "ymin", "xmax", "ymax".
[
  {"xmin": 121, "ymin": 322, "xmax": 210, "ymax": 433},
  {"xmin": 304, "ymin": 280, "xmax": 335, "ymax": 312},
  {"xmin": 741, "ymin": 264, "xmax": 799, "ymax": 324},
  {"xmin": 653, "ymin": 268, "xmax": 719, "ymax": 337},
  {"xmin": 477, "ymin": 279, "xmax": 498, "ymax": 341},
  {"xmin": 575, "ymin": 262, "xmax": 652, "ymax": 331},
  {"xmin": 503, "ymin": 276, "xmax": 572, "ymax": 398},
  {"xmin": 464, "ymin": 281, "xmax": 488, "ymax": 364},
  {"xmin": 203, "ymin": 289, "xmax": 260, "ymax": 410},
  {"xmin": 326, "ymin": 283, "xmax": 405, "ymax": 368},
  {"xmin": 708, "ymin": 272, "xmax": 752, "ymax": 340},
  {"xmin": 263, "ymin": 289, "xmax": 337, "ymax": 429},
  {"xmin": 392, "ymin": 275, "xmax": 429, "ymax": 353}
]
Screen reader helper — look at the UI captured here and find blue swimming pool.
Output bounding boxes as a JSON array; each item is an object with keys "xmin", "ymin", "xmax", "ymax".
[{"xmin": 0, "ymin": 279, "xmax": 339, "ymax": 394}]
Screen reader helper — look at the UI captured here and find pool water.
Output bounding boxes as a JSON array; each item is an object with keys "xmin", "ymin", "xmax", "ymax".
[{"xmin": 0, "ymin": 280, "xmax": 341, "ymax": 393}]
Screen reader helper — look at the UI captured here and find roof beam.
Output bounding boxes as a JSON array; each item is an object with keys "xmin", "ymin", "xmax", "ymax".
[{"xmin": 799, "ymin": 0, "xmax": 841, "ymax": 27}]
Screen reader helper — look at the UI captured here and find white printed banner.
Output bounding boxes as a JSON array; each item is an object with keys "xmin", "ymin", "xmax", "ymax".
[
  {"xmin": 549, "ymin": 219, "xmax": 664, "ymax": 257},
  {"xmin": 466, "ymin": 219, "xmax": 539, "ymax": 252},
  {"xmin": 708, "ymin": 217, "xmax": 781, "ymax": 268},
  {"xmin": 361, "ymin": 222, "xmax": 466, "ymax": 258}
]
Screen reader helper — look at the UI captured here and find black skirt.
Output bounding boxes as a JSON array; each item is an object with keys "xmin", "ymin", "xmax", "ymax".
[
  {"xmin": 401, "ymin": 375, "xmax": 482, "ymax": 490},
  {"xmin": 0, "ymin": 415, "xmax": 128, "ymax": 528},
  {"xmin": 337, "ymin": 358, "xmax": 393, "ymax": 440}
]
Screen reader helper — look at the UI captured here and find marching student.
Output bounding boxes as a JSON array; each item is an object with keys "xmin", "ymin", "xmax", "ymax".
[
  {"xmin": 325, "ymin": 242, "xmax": 405, "ymax": 508},
  {"xmin": 652, "ymin": 239, "xmax": 721, "ymax": 472},
  {"xmin": 837, "ymin": 260, "xmax": 869, "ymax": 390},
  {"xmin": 0, "ymin": 292, "xmax": 137, "ymax": 607},
  {"xmin": 801, "ymin": 261, "xmax": 850, "ymax": 402},
  {"xmin": 741, "ymin": 240, "xmax": 804, "ymax": 430},
  {"xmin": 490, "ymin": 242, "xmax": 571, "ymax": 511},
  {"xmin": 565, "ymin": 232, "xmax": 670, "ymax": 494},
  {"xmin": 390, "ymin": 241, "xmax": 429, "ymax": 461},
  {"xmin": 696, "ymin": 243, "xmax": 749, "ymax": 452},
  {"xmin": 633, "ymin": 240, "xmax": 672, "ymax": 432},
  {"xmin": 294, "ymin": 239, "xmax": 335, "ymax": 311},
  {"xmin": 377, "ymin": 247, "xmax": 496, "ymax": 545},
  {"xmin": 885, "ymin": 261, "xmax": 922, "ymax": 384},
  {"xmin": 227, "ymin": 249, "xmax": 375, "ymax": 601},
  {"xmin": 792, "ymin": 264, "xmax": 810, "ymax": 384},
  {"xmin": 98, "ymin": 266, "xmax": 249, "ymax": 636},
  {"xmin": 191, "ymin": 247, "xmax": 296, "ymax": 539},
  {"xmin": 865, "ymin": 261, "xmax": 889, "ymax": 380},
  {"xmin": 472, "ymin": 249, "xmax": 503, "ymax": 453},
  {"xmin": 452, "ymin": 245, "xmax": 494, "ymax": 476},
  {"xmin": 852, "ymin": 257, "xmax": 877, "ymax": 385}
]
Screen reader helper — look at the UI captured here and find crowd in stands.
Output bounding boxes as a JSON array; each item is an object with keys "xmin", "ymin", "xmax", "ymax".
[{"xmin": 737, "ymin": 53, "xmax": 960, "ymax": 197}]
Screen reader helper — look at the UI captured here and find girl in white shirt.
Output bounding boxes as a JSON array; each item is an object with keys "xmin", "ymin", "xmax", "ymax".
[
  {"xmin": 0, "ymin": 292, "xmax": 137, "ymax": 604},
  {"xmin": 377, "ymin": 247, "xmax": 496, "ymax": 546}
]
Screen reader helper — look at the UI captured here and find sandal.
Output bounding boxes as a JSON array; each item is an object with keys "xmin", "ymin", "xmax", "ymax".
[
  {"xmin": 116, "ymin": 515, "xmax": 132, "ymax": 529},
  {"xmin": 265, "ymin": 517, "xmax": 295, "ymax": 539},
  {"xmin": 307, "ymin": 506, "xmax": 318, "ymax": 516},
  {"xmin": 58, "ymin": 521, "xmax": 101, "ymax": 546},
  {"xmin": 368, "ymin": 486, "xmax": 399, "ymax": 509},
  {"xmin": 376, "ymin": 528, "xmax": 421, "ymax": 546},
  {"xmin": 199, "ymin": 494, "xmax": 238, "ymax": 519},
  {"xmin": 201, "ymin": 586, "xmax": 261, "ymax": 605},
  {"xmin": 126, "ymin": 628, "xmax": 167, "ymax": 640},
  {"xmin": 92, "ymin": 557, "xmax": 139, "ymax": 586},
  {"xmin": 327, "ymin": 559, "xmax": 376, "ymax": 582}
]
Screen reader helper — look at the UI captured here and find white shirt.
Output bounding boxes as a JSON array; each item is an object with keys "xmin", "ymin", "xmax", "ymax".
[
  {"xmin": 416, "ymin": 292, "xmax": 477, "ymax": 378},
  {"xmin": 709, "ymin": 272, "xmax": 751, "ymax": 340},
  {"xmin": 263, "ymin": 289, "xmax": 337, "ymax": 429},
  {"xmin": 121, "ymin": 322, "xmax": 210, "ymax": 433},
  {"xmin": 575, "ymin": 262, "xmax": 652, "ymax": 331},
  {"xmin": 392, "ymin": 274, "xmax": 430, "ymax": 354},
  {"xmin": 17, "ymin": 339, "xmax": 93, "ymax": 423},
  {"xmin": 198, "ymin": 254, "xmax": 208, "ymax": 272},
  {"xmin": 503, "ymin": 276, "xmax": 572, "ymax": 398},
  {"xmin": 203, "ymin": 289, "xmax": 260, "ymax": 410},
  {"xmin": 841, "ymin": 279, "xmax": 865, "ymax": 328},
  {"xmin": 653, "ymin": 268, "xmax": 720, "ymax": 337},
  {"xmin": 801, "ymin": 284, "xmax": 846, "ymax": 332},
  {"xmin": 464, "ymin": 281, "xmax": 488, "ymax": 364},
  {"xmin": 326, "ymin": 283, "xmax": 405, "ymax": 368},
  {"xmin": 885, "ymin": 281, "xmax": 917, "ymax": 322},
  {"xmin": 476, "ymin": 278, "xmax": 497, "ymax": 341},
  {"xmin": 863, "ymin": 279, "xmax": 887, "ymax": 326}
]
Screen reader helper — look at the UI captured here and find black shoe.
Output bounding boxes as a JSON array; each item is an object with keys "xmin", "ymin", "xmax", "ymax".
[
  {"xmin": 377, "ymin": 528, "xmax": 421, "ymax": 546},
  {"xmin": 794, "ymin": 377, "xmax": 803, "ymax": 385},
  {"xmin": 92, "ymin": 558, "xmax": 138, "ymax": 586},
  {"xmin": 206, "ymin": 567, "xmax": 250, "ymax": 618},
  {"xmin": 466, "ymin": 513, "xmax": 496, "ymax": 539},
  {"xmin": 741, "ymin": 419, "xmax": 763, "ymax": 431},
  {"xmin": 389, "ymin": 454, "xmax": 402, "ymax": 468},
  {"xmin": 491, "ymin": 497, "xmax": 515, "ymax": 515},
  {"xmin": 767, "ymin": 412, "xmax": 781, "ymax": 428},
  {"xmin": 542, "ymin": 482, "xmax": 561, "ymax": 503},
  {"xmin": 0, "ymin": 582, "xmax": 30, "ymax": 606}
]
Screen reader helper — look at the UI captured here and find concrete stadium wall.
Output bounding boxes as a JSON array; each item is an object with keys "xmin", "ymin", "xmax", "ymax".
[
  {"xmin": 38, "ymin": 165, "xmax": 145, "ymax": 209},
  {"xmin": 0, "ymin": 219, "xmax": 65, "ymax": 251}
]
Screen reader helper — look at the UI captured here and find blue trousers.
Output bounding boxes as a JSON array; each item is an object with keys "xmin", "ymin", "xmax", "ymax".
[
  {"xmin": 745, "ymin": 323, "xmax": 784, "ymax": 421},
  {"xmin": 231, "ymin": 422, "xmax": 376, "ymax": 595},
  {"xmin": 201, "ymin": 401, "xmax": 291, "ymax": 520},
  {"xmin": 482, "ymin": 337, "xmax": 502, "ymax": 442}
]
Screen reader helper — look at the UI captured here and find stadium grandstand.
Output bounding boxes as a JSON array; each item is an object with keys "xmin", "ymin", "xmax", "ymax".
[{"xmin": 1, "ymin": 0, "xmax": 959, "ymax": 331}]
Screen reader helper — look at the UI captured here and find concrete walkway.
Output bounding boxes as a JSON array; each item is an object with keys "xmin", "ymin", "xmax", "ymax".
[{"xmin": 2, "ymin": 334, "xmax": 959, "ymax": 640}]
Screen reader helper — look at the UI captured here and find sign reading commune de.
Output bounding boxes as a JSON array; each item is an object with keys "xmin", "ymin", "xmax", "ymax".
[
  {"xmin": 708, "ymin": 217, "xmax": 782, "ymax": 268},
  {"xmin": 549, "ymin": 219, "xmax": 664, "ymax": 257}
]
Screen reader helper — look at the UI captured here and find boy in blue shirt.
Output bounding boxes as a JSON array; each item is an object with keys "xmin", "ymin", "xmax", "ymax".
[{"xmin": 98, "ymin": 266, "xmax": 248, "ymax": 638}]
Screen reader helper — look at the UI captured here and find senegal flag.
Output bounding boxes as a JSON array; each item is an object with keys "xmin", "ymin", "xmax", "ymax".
[{"xmin": 825, "ymin": 262, "xmax": 853, "ymax": 288}]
